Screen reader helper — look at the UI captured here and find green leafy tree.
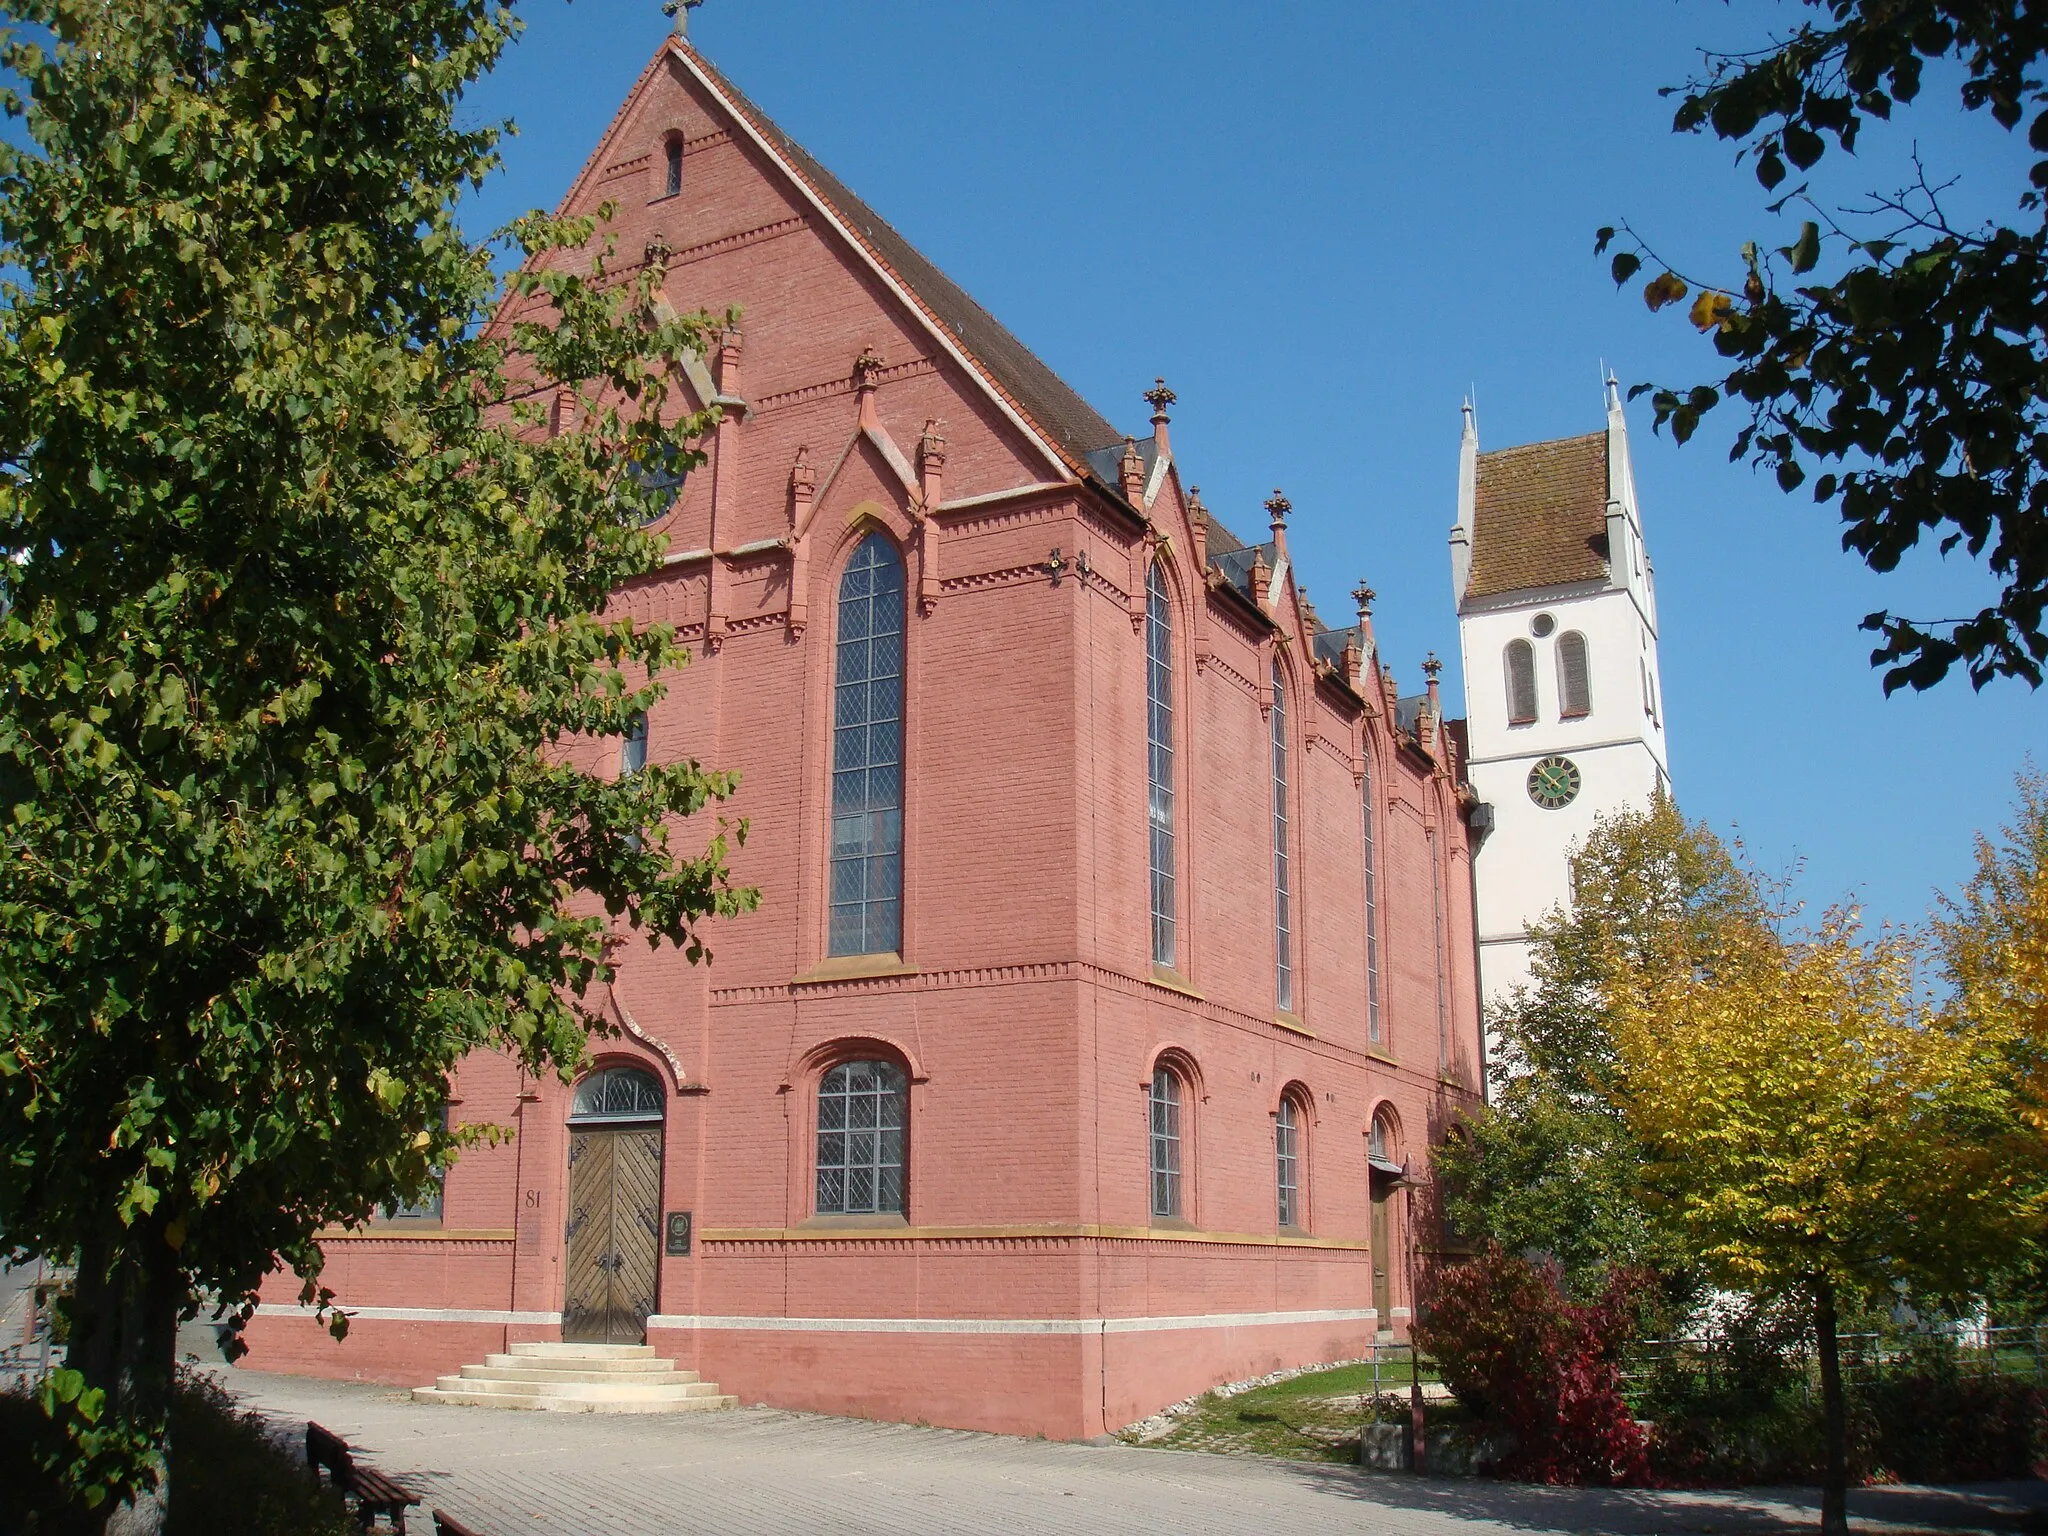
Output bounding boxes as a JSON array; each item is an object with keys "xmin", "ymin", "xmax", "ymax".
[
  {"xmin": 1612, "ymin": 907, "xmax": 2043, "ymax": 1534},
  {"xmin": 1598, "ymin": 1, "xmax": 2048, "ymax": 692},
  {"xmin": 1438, "ymin": 795, "xmax": 1756, "ymax": 1301},
  {"xmin": 1936, "ymin": 763, "xmax": 2048, "ymax": 1320},
  {"xmin": 0, "ymin": 1, "xmax": 755, "ymax": 1524}
]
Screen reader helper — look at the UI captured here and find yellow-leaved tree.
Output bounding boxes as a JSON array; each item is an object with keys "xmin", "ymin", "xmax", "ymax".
[
  {"xmin": 1940, "ymin": 766, "xmax": 2048, "ymax": 1139},
  {"xmin": 1610, "ymin": 905, "xmax": 2042, "ymax": 1535}
]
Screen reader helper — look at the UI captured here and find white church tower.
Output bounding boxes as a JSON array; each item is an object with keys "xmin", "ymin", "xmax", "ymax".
[{"xmin": 1452, "ymin": 379, "xmax": 1672, "ymax": 1026}]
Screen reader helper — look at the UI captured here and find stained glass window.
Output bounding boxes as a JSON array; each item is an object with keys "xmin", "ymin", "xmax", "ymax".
[
  {"xmin": 1146, "ymin": 562, "xmax": 1176, "ymax": 969},
  {"xmin": 830, "ymin": 536, "xmax": 906, "ymax": 956},
  {"xmin": 1272, "ymin": 659, "xmax": 1293, "ymax": 1013},
  {"xmin": 816, "ymin": 1060, "xmax": 907, "ymax": 1216},
  {"xmin": 1150, "ymin": 1066, "xmax": 1183, "ymax": 1218}
]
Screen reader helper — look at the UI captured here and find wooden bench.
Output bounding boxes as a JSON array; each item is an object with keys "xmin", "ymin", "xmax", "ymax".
[
  {"xmin": 305, "ymin": 1421, "xmax": 422, "ymax": 1532},
  {"xmin": 432, "ymin": 1511, "xmax": 482, "ymax": 1536}
]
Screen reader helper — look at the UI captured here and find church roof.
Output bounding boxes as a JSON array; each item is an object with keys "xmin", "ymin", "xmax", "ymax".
[
  {"xmin": 682, "ymin": 45, "xmax": 1126, "ymax": 470},
  {"xmin": 1467, "ymin": 431, "xmax": 1612, "ymax": 600}
]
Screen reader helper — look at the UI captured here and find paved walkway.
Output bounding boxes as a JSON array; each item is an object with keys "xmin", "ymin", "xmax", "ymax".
[{"xmin": 220, "ymin": 1368, "xmax": 2048, "ymax": 1536}]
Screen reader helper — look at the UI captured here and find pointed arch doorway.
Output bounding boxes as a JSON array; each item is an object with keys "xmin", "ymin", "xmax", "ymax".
[{"xmin": 563, "ymin": 1066, "xmax": 666, "ymax": 1345}]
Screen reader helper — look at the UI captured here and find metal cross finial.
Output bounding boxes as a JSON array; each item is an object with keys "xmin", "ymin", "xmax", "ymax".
[
  {"xmin": 663, "ymin": 0, "xmax": 704, "ymax": 38},
  {"xmin": 1351, "ymin": 581, "xmax": 1376, "ymax": 619}
]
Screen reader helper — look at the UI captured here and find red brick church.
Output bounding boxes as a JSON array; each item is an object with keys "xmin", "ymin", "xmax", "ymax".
[{"xmin": 244, "ymin": 30, "xmax": 1487, "ymax": 1440}]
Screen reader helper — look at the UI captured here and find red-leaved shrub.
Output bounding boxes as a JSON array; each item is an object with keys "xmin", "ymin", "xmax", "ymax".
[{"xmin": 1412, "ymin": 1244, "xmax": 1651, "ymax": 1485}]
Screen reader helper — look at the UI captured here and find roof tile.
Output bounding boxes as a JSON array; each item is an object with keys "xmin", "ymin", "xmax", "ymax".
[{"xmin": 1468, "ymin": 431, "xmax": 1611, "ymax": 599}]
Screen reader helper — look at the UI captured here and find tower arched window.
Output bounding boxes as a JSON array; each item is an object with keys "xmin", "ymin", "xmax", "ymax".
[
  {"xmin": 830, "ymin": 534, "xmax": 906, "ymax": 957},
  {"xmin": 1505, "ymin": 639, "xmax": 1537, "ymax": 725},
  {"xmin": 1145, "ymin": 562, "xmax": 1177, "ymax": 969},
  {"xmin": 815, "ymin": 1059, "xmax": 907, "ymax": 1216},
  {"xmin": 1362, "ymin": 750, "xmax": 1382, "ymax": 1044},
  {"xmin": 1271, "ymin": 658, "xmax": 1293, "ymax": 1013},
  {"xmin": 1557, "ymin": 631, "xmax": 1591, "ymax": 719},
  {"xmin": 1150, "ymin": 1065, "xmax": 1184, "ymax": 1218},
  {"xmin": 663, "ymin": 137, "xmax": 684, "ymax": 198},
  {"xmin": 1275, "ymin": 1092, "xmax": 1305, "ymax": 1229}
]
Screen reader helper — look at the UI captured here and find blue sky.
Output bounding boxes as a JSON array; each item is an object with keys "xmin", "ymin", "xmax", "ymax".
[
  {"xmin": 451, "ymin": 0, "xmax": 2043, "ymax": 933},
  {"xmin": 2, "ymin": 0, "xmax": 2029, "ymax": 929}
]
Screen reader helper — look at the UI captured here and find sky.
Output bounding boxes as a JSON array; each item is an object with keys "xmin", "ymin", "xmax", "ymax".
[
  {"xmin": 450, "ymin": 0, "xmax": 2042, "ymax": 934},
  {"xmin": 22, "ymin": 0, "xmax": 2036, "ymax": 932}
]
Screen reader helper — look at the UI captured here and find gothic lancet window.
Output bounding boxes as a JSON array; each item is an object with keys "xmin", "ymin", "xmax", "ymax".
[
  {"xmin": 1272, "ymin": 658, "xmax": 1293, "ymax": 1013},
  {"xmin": 1505, "ymin": 639, "xmax": 1537, "ymax": 725},
  {"xmin": 1145, "ymin": 562, "xmax": 1177, "ymax": 969},
  {"xmin": 830, "ymin": 535, "xmax": 906, "ymax": 957},
  {"xmin": 1362, "ymin": 750, "xmax": 1383, "ymax": 1044},
  {"xmin": 1558, "ymin": 631, "xmax": 1592, "ymax": 718},
  {"xmin": 815, "ymin": 1059, "xmax": 907, "ymax": 1216},
  {"xmin": 664, "ymin": 137, "xmax": 683, "ymax": 198}
]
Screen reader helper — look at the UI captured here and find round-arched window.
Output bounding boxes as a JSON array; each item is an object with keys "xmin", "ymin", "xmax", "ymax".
[
  {"xmin": 569, "ymin": 1066, "xmax": 664, "ymax": 1124},
  {"xmin": 816, "ymin": 1059, "xmax": 907, "ymax": 1215},
  {"xmin": 1369, "ymin": 1108, "xmax": 1403, "ymax": 1174}
]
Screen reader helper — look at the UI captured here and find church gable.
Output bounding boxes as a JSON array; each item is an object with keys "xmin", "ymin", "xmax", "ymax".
[{"xmin": 541, "ymin": 34, "xmax": 1133, "ymax": 545}]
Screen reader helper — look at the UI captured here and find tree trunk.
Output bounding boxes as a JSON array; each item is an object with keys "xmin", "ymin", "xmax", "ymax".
[
  {"xmin": 66, "ymin": 1229, "xmax": 183, "ymax": 1535},
  {"xmin": 1814, "ymin": 1278, "xmax": 1848, "ymax": 1536}
]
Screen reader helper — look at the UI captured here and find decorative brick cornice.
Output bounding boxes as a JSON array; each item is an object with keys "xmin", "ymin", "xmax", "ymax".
[
  {"xmin": 713, "ymin": 958, "xmax": 1075, "ymax": 1004},
  {"xmin": 751, "ymin": 355, "xmax": 937, "ymax": 416},
  {"xmin": 938, "ymin": 562, "xmax": 1062, "ymax": 596}
]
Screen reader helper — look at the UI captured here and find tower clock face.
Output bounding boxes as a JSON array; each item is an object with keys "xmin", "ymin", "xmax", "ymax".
[{"xmin": 1527, "ymin": 755, "xmax": 1582, "ymax": 810}]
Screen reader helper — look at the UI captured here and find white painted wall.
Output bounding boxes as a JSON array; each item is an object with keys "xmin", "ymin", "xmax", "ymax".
[{"xmin": 1452, "ymin": 390, "xmax": 1672, "ymax": 1043}]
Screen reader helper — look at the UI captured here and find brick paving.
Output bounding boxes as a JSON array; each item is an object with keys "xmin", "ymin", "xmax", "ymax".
[{"xmin": 219, "ymin": 1367, "xmax": 2048, "ymax": 1536}]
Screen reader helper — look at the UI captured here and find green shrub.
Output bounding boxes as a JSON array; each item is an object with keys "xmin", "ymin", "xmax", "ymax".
[
  {"xmin": 0, "ymin": 1372, "xmax": 354, "ymax": 1535},
  {"xmin": 1859, "ymin": 1335, "xmax": 2045, "ymax": 1483}
]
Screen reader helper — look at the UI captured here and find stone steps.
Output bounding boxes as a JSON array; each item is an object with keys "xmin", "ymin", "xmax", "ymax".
[{"xmin": 413, "ymin": 1342, "xmax": 736, "ymax": 1415}]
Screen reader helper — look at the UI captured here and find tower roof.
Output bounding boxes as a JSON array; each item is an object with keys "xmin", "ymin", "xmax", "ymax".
[{"xmin": 1466, "ymin": 431, "xmax": 1610, "ymax": 600}]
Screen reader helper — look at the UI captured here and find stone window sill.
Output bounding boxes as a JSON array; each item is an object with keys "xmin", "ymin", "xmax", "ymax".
[
  {"xmin": 798, "ymin": 1213, "xmax": 911, "ymax": 1232},
  {"xmin": 1149, "ymin": 965, "xmax": 1204, "ymax": 1000},
  {"xmin": 790, "ymin": 953, "xmax": 918, "ymax": 986}
]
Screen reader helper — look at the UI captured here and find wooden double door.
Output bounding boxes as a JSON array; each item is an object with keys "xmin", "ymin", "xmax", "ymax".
[{"xmin": 562, "ymin": 1125, "xmax": 663, "ymax": 1345}]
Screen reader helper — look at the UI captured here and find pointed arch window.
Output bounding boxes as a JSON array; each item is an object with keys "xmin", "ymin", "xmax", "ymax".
[
  {"xmin": 830, "ymin": 535, "xmax": 906, "ymax": 957},
  {"xmin": 1557, "ymin": 631, "xmax": 1591, "ymax": 719},
  {"xmin": 1146, "ymin": 562, "xmax": 1177, "ymax": 969},
  {"xmin": 1505, "ymin": 639, "xmax": 1537, "ymax": 725},
  {"xmin": 1271, "ymin": 659, "xmax": 1293, "ymax": 1013},
  {"xmin": 1362, "ymin": 750, "xmax": 1383, "ymax": 1044}
]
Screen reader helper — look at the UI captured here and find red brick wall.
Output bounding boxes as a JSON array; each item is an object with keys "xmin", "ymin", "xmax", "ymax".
[{"xmin": 246, "ymin": 38, "xmax": 1483, "ymax": 1439}]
